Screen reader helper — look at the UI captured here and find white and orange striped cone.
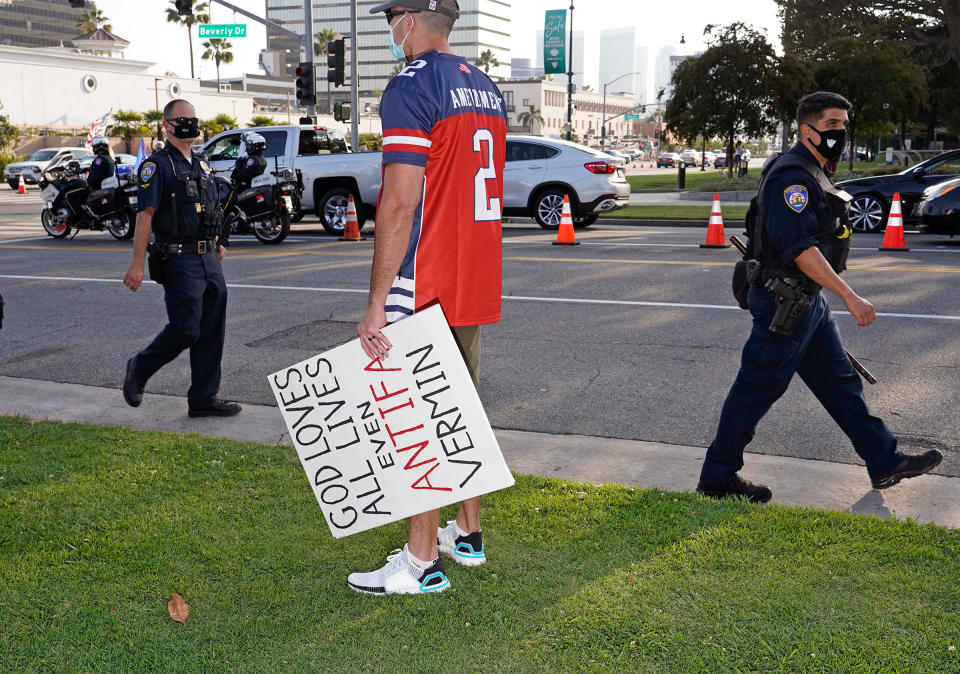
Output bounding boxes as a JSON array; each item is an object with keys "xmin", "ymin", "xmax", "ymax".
[
  {"xmin": 552, "ymin": 194, "xmax": 579, "ymax": 246},
  {"xmin": 17, "ymin": 173, "xmax": 26, "ymax": 194},
  {"xmin": 700, "ymin": 192, "xmax": 731, "ymax": 248},
  {"xmin": 339, "ymin": 195, "xmax": 366, "ymax": 241},
  {"xmin": 879, "ymin": 192, "xmax": 909, "ymax": 251}
]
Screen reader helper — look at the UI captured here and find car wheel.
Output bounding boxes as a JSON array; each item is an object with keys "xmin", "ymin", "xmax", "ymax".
[
  {"xmin": 533, "ymin": 189, "xmax": 567, "ymax": 229},
  {"xmin": 573, "ymin": 214, "xmax": 598, "ymax": 228},
  {"xmin": 849, "ymin": 194, "xmax": 887, "ymax": 233},
  {"xmin": 317, "ymin": 187, "xmax": 363, "ymax": 236}
]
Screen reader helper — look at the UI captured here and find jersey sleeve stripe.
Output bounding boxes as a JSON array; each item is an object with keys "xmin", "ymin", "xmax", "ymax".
[
  {"xmin": 383, "ymin": 128, "xmax": 431, "ymax": 139},
  {"xmin": 383, "ymin": 135, "xmax": 432, "ymax": 148},
  {"xmin": 384, "ymin": 143, "xmax": 430, "ymax": 155}
]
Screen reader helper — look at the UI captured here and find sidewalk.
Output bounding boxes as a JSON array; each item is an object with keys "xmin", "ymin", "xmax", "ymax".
[{"xmin": 2, "ymin": 374, "xmax": 956, "ymax": 529}]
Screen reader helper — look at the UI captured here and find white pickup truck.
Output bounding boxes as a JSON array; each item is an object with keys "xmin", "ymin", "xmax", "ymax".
[{"xmin": 200, "ymin": 125, "xmax": 382, "ymax": 235}]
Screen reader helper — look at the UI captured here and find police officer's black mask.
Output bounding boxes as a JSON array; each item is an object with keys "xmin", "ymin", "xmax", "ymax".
[
  {"xmin": 166, "ymin": 116, "xmax": 200, "ymax": 140},
  {"xmin": 803, "ymin": 122, "xmax": 846, "ymax": 162}
]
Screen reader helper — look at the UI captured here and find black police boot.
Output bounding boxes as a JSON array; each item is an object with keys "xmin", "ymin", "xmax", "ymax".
[
  {"xmin": 123, "ymin": 358, "xmax": 144, "ymax": 407},
  {"xmin": 871, "ymin": 450, "xmax": 943, "ymax": 490},
  {"xmin": 188, "ymin": 399, "xmax": 242, "ymax": 418},
  {"xmin": 696, "ymin": 474, "xmax": 772, "ymax": 504}
]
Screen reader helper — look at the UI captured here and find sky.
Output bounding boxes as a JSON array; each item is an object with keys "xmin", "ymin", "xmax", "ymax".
[{"xmin": 91, "ymin": 0, "xmax": 784, "ymax": 89}]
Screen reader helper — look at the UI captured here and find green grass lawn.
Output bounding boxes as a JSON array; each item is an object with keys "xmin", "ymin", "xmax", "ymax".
[
  {"xmin": 628, "ymin": 168, "xmax": 764, "ymax": 192},
  {"xmin": 600, "ymin": 205, "xmax": 749, "ymax": 221},
  {"xmin": 2, "ymin": 417, "xmax": 958, "ymax": 672}
]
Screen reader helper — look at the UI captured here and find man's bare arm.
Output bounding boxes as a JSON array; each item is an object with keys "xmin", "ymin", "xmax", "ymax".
[
  {"xmin": 357, "ymin": 163, "xmax": 427, "ymax": 358},
  {"xmin": 123, "ymin": 208, "xmax": 154, "ymax": 292},
  {"xmin": 794, "ymin": 246, "xmax": 875, "ymax": 326}
]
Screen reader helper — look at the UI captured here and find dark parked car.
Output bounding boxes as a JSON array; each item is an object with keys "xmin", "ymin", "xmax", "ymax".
[
  {"xmin": 657, "ymin": 152, "xmax": 682, "ymax": 168},
  {"xmin": 713, "ymin": 155, "xmax": 727, "ymax": 169},
  {"xmin": 837, "ymin": 149, "xmax": 960, "ymax": 232},
  {"xmin": 915, "ymin": 176, "xmax": 960, "ymax": 235}
]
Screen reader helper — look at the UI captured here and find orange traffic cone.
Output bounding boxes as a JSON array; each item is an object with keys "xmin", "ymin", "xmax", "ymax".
[
  {"xmin": 17, "ymin": 173, "xmax": 26, "ymax": 194},
  {"xmin": 879, "ymin": 192, "xmax": 909, "ymax": 251},
  {"xmin": 700, "ymin": 193, "xmax": 731, "ymax": 248},
  {"xmin": 339, "ymin": 195, "xmax": 365, "ymax": 241},
  {"xmin": 552, "ymin": 194, "xmax": 579, "ymax": 246}
]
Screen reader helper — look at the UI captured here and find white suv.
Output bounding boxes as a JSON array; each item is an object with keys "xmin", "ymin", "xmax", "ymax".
[
  {"xmin": 503, "ymin": 136, "xmax": 630, "ymax": 229},
  {"xmin": 6, "ymin": 147, "xmax": 93, "ymax": 188}
]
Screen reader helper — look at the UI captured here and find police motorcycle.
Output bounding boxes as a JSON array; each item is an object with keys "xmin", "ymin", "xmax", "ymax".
[
  {"xmin": 38, "ymin": 138, "xmax": 137, "ymax": 240},
  {"xmin": 214, "ymin": 132, "xmax": 302, "ymax": 245}
]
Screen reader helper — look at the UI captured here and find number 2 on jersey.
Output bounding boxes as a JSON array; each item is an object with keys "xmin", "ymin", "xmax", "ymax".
[{"xmin": 472, "ymin": 128, "xmax": 501, "ymax": 222}]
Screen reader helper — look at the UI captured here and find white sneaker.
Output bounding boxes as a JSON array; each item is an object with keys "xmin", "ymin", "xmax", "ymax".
[
  {"xmin": 347, "ymin": 545, "xmax": 450, "ymax": 596},
  {"xmin": 437, "ymin": 520, "xmax": 486, "ymax": 566}
]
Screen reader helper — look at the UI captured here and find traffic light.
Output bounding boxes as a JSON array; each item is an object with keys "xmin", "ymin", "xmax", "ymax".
[
  {"xmin": 327, "ymin": 38, "xmax": 345, "ymax": 87},
  {"xmin": 174, "ymin": 0, "xmax": 193, "ymax": 15},
  {"xmin": 334, "ymin": 102, "xmax": 351, "ymax": 123},
  {"xmin": 295, "ymin": 62, "xmax": 316, "ymax": 107}
]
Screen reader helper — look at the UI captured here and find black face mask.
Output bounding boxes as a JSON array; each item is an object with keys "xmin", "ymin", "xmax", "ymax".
[
  {"xmin": 167, "ymin": 118, "xmax": 200, "ymax": 140},
  {"xmin": 805, "ymin": 123, "xmax": 846, "ymax": 162}
]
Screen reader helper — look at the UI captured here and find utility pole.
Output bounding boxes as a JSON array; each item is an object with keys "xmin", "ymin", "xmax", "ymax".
[
  {"xmin": 350, "ymin": 0, "xmax": 359, "ymax": 151},
  {"xmin": 566, "ymin": 1, "xmax": 574, "ymax": 142},
  {"xmin": 303, "ymin": 0, "xmax": 316, "ymax": 117}
]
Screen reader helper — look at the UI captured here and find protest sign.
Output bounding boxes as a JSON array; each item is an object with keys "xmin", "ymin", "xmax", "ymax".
[{"xmin": 268, "ymin": 305, "xmax": 515, "ymax": 539}]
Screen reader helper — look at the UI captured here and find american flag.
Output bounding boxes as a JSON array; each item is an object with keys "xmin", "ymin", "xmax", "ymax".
[{"xmin": 85, "ymin": 111, "xmax": 112, "ymax": 148}]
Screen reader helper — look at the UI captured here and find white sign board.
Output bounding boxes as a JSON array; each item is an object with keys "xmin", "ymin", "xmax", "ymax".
[{"xmin": 268, "ymin": 305, "xmax": 515, "ymax": 538}]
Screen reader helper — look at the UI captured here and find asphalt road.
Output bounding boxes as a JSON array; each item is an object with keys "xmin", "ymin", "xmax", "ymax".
[{"xmin": 2, "ymin": 186, "xmax": 958, "ymax": 477}]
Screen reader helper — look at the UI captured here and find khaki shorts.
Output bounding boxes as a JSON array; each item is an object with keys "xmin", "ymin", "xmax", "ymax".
[{"xmin": 451, "ymin": 324, "xmax": 482, "ymax": 387}]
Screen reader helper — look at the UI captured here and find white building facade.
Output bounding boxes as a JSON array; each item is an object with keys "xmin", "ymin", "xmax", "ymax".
[{"xmin": 0, "ymin": 46, "xmax": 255, "ymax": 128}]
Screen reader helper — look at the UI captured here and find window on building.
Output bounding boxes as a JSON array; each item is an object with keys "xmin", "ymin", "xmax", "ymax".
[
  {"xmin": 503, "ymin": 90, "xmax": 515, "ymax": 112},
  {"xmin": 522, "ymin": 98, "xmax": 530, "ymax": 107}
]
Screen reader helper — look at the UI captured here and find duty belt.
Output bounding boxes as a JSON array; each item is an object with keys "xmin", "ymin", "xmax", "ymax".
[
  {"xmin": 781, "ymin": 276, "xmax": 822, "ymax": 295},
  {"xmin": 154, "ymin": 240, "xmax": 218, "ymax": 255}
]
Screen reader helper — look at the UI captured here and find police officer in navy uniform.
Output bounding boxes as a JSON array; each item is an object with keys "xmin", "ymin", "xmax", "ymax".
[
  {"xmin": 230, "ymin": 132, "xmax": 268, "ymax": 191},
  {"xmin": 122, "ymin": 99, "xmax": 241, "ymax": 418},
  {"xmin": 86, "ymin": 136, "xmax": 116, "ymax": 191},
  {"xmin": 696, "ymin": 91, "xmax": 941, "ymax": 503}
]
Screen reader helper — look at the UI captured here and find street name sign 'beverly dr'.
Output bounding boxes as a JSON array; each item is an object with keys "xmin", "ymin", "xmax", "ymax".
[
  {"xmin": 198, "ymin": 24, "xmax": 247, "ymax": 38},
  {"xmin": 268, "ymin": 305, "xmax": 515, "ymax": 539},
  {"xmin": 543, "ymin": 9, "xmax": 567, "ymax": 75}
]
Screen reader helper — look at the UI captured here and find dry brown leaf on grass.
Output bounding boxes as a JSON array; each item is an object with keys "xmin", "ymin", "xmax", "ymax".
[{"xmin": 168, "ymin": 593, "xmax": 189, "ymax": 624}]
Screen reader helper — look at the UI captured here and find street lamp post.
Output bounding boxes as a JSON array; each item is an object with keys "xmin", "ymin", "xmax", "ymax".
[
  {"xmin": 601, "ymin": 71, "xmax": 643, "ymax": 152},
  {"xmin": 566, "ymin": 1, "xmax": 574, "ymax": 142}
]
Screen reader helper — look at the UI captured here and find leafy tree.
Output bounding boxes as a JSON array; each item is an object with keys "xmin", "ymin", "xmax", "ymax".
[
  {"xmin": 76, "ymin": 7, "xmax": 111, "ymax": 33},
  {"xmin": 110, "ymin": 110, "xmax": 147, "ymax": 154},
  {"xmin": 517, "ymin": 104, "xmax": 544, "ymax": 133},
  {"xmin": 165, "ymin": 0, "xmax": 210, "ymax": 80},
  {"xmin": 199, "ymin": 113, "xmax": 237, "ymax": 142},
  {"xmin": 581, "ymin": 84, "xmax": 592, "ymax": 92},
  {"xmin": 250, "ymin": 116, "xmax": 277, "ymax": 127},
  {"xmin": 665, "ymin": 23, "xmax": 777, "ymax": 176},
  {"xmin": 0, "ymin": 102, "xmax": 19, "ymax": 153},
  {"xmin": 314, "ymin": 28, "xmax": 338, "ymax": 113},
  {"xmin": 815, "ymin": 34, "xmax": 927, "ymax": 169},
  {"xmin": 768, "ymin": 52, "xmax": 815, "ymax": 149},
  {"xmin": 201, "ymin": 38, "xmax": 234, "ymax": 91},
  {"xmin": 390, "ymin": 62, "xmax": 405, "ymax": 78},
  {"xmin": 143, "ymin": 109, "xmax": 164, "ymax": 143},
  {"xmin": 476, "ymin": 49, "xmax": 500, "ymax": 73},
  {"xmin": 359, "ymin": 133, "xmax": 383, "ymax": 151}
]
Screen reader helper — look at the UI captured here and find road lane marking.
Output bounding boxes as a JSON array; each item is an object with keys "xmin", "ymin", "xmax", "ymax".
[
  {"xmin": 3, "ymin": 273, "xmax": 960, "ymax": 322},
  {"xmin": 0, "ymin": 237, "xmax": 49, "ymax": 244}
]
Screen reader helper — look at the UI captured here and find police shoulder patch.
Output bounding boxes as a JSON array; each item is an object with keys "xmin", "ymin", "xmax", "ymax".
[
  {"xmin": 139, "ymin": 161, "xmax": 157, "ymax": 182},
  {"xmin": 783, "ymin": 184, "xmax": 809, "ymax": 214}
]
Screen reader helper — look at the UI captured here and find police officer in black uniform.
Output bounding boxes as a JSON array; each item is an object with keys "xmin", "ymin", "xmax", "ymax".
[
  {"xmin": 231, "ymin": 132, "xmax": 268, "ymax": 191},
  {"xmin": 696, "ymin": 92, "xmax": 942, "ymax": 503},
  {"xmin": 86, "ymin": 136, "xmax": 116, "ymax": 191},
  {"xmin": 122, "ymin": 98, "xmax": 241, "ymax": 418}
]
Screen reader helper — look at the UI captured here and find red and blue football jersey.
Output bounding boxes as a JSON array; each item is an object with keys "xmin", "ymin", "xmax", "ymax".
[{"xmin": 378, "ymin": 51, "xmax": 508, "ymax": 327}]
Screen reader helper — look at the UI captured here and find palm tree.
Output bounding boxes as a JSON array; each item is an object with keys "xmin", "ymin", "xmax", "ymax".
[
  {"xmin": 110, "ymin": 110, "xmax": 147, "ymax": 154},
  {"xmin": 165, "ymin": 0, "xmax": 210, "ymax": 80},
  {"xmin": 76, "ymin": 8, "xmax": 111, "ymax": 34},
  {"xmin": 313, "ymin": 28, "xmax": 337, "ymax": 113},
  {"xmin": 201, "ymin": 38, "xmax": 234, "ymax": 92},
  {"xmin": 143, "ymin": 109, "xmax": 165, "ymax": 143},
  {"xmin": 517, "ymin": 104, "xmax": 544, "ymax": 134},
  {"xmin": 475, "ymin": 49, "xmax": 500, "ymax": 74},
  {"xmin": 250, "ymin": 115, "xmax": 277, "ymax": 127}
]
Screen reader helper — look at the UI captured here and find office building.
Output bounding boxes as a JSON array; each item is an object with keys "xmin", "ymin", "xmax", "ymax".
[
  {"xmin": 264, "ymin": 0, "xmax": 512, "ymax": 98},
  {"xmin": 0, "ymin": 0, "xmax": 89, "ymax": 49},
  {"xmin": 598, "ymin": 27, "xmax": 647, "ymax": 105}
]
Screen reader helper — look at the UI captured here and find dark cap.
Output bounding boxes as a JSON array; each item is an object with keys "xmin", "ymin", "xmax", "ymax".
[{"xmin": 369, "ymin": 0, "xmax": 460, "ymax": 20}]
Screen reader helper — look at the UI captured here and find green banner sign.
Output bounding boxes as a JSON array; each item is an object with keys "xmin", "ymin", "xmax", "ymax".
[
  {"xmin": 198, "ymin": 24, "xmax": 247, "ymax": 39},
  {"xmin": 543, "ymin": 10, "xmax": 566, "ymax": 75},
  {"xmin": 624, "ymin": 114, "xmax": 640, "ymax": 120}
]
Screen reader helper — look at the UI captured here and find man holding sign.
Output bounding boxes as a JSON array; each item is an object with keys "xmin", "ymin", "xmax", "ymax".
[{"xmin": 352, "ymin": 0, "xmax": 508, "ymax": 596}]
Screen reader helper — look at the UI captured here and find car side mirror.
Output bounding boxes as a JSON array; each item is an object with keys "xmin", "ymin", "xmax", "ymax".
[{"xmin": 914, "ymin": 167, "xmax": 927, "ymax": 180}]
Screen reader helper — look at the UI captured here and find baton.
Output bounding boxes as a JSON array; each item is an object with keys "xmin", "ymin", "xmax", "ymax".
[{"xmin": 728, "ymin": 236, "xmax": 877, "ymax": 385}]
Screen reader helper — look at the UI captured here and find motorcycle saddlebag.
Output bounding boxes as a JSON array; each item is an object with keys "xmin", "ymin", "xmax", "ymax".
[
  {"xmin": 237, "ymin": 186, "xmax": 275, "ymax": 216},
  {"xmin": 86, "ymin": 188, "xmax": 121, "ymax": 216}
]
